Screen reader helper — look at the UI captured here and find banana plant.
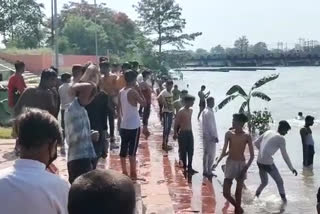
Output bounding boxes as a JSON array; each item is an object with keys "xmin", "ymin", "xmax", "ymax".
[{"xmin": 217, "ymin": 73, "xmax": 279, "ymax": 133}]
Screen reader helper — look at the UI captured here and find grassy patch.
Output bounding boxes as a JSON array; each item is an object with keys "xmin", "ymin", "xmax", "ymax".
[{"xmin": 0, "ymin": 127, "xmax": 12, "ymax": 139}]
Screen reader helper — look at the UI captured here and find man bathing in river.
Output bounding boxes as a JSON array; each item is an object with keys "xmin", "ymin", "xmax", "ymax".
[
  {"xmin": 254, "ymin": 121, "xmax": 298, "ymax": 203},
  {"xmin": 197, "ymin": 85, "xmax": 210, "ymax": 120},
  {"xmin": 174, "ymin": 95, "xmax": 198, "ymax": 181},
  {"xmin": 216, "ymin": 113, "xmax": 254, "ymax": 214},
  {"xmin": 300, "ymin": 115, "xmax": 315, "ymax": 168}
]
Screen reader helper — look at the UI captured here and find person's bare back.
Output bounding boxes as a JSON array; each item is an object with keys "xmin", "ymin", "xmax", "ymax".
[
  {"xmin": 176, "ymin": 108, "xmax": 193, "ymax": 132},
  {"xmin": 227, "ymin": 130, "xmax": 250, "ymax": 161}
]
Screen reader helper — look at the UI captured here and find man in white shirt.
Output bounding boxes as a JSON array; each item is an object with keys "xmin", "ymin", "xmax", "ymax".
[
  {"xmin": 0, "ymin": 108, "xmax": 69, "ymax": 214},
  {"xmin": 58, "ymin": 73, "xmax": 72, "ymax": 138},
  {"xmin": 158, "ymin": 80, "xmax": 174, "ymax": 151},
  {"xmin": 254, "ymin": 120, "xmax": 298, "ymax": 203},
  {"xmin": 202, "ymin": 97, "xmax": 219, "ymax": 178}
]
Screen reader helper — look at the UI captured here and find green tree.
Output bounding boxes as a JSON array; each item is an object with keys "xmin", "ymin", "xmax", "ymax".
[
  {"xmin": 217, "ymin": 74, "xmax": 279, "ymax": 133},
  {"xmin": 135, "ymin": 0, "xmax": 202, "ymax": 65},
  {"xmin": 0, "ymin": 0, "xmax": 45, "ymax": 48},
  {"xmin": 250, "ymin": 42, "xmax": 269, "ymax": 56},
  {"xmin": 210, "ymin": 45, "xmax": 225, "ymax": 56},
  {"xmin": 60, "ymin": 15, "xmax": 108, "ymax": 55},
  {"xmin": 234, "ymin": 36, "xmax": 249, "ymax": 57}
]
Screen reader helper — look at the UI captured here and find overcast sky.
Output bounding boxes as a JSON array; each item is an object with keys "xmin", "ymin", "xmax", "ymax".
[{"xmin": 38, "ymin": 0, "xmax": 320, "ymax": 50}]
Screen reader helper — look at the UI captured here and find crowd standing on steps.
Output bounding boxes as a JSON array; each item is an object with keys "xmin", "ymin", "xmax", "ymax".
[{"xmin": 0, "ymin": 58, "xmax": 318, "ymax": 214}]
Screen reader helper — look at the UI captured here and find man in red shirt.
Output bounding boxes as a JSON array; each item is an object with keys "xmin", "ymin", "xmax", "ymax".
[{"xmin": 8, "ymin": 61, "xmax": 27, "ymax": 108}]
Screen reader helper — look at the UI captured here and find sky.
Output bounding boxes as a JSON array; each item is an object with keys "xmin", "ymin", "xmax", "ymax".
[{"xmin": 35, "ymin": 0, "xmax": 320, "ymax": 50}]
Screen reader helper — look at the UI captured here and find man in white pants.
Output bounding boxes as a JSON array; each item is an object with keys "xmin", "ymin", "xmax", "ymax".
[{"xmin": 202, "ymin": 97, "xmax": 219, "ymax": 179}]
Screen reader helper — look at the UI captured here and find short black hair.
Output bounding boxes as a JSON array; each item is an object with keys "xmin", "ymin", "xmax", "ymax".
[
  {"xmin": 278, "ymin": 120, "xmax": 291, "ymax": 131},
  {"xmin": 166, "ymin": 80, "xmax": 173, "ymax": 86},
  {"xmin": 68, "ymin": 169, "xmax": 136, "ymax": 214},
  {"xmin": 201, "ymin": 85, "xmax": 206, "ymax": 89},
  {"xmin": 50, "ymin": 66, "xmax": 58, "ymax": 74},
  {"xmin": 305, "ymin": 115, "xmax": 315, "ymax": 122},
  {"xmin": 183, "ymin": 95, "xmax": 195, "ymax": 102},
  {"xmin": 130, "ymin": 61, "xmax": 139, "ymax": 68},
  {"xmin": 122, "ymin": 62, "xmax": 131, "ymax": 70},
  {"xmin": 99, "ymin": 56, "xmax": 108, "ymax": 63},
  {"xmin": 181, "ymin": 90, "xmax": 188, "ymax": 94},
  {"xmin": 61, "ymin": 73, "xmax": 71, "ymax": 83},
  {"xmin": 15, "ymin": 60, "xmax": 25, "ymax": 71},
  {"xmin": 40, "ymin": 69, "xmax": 57, "ymax": 86},
  {"xmin": 207, "ymin": 97, "xmax": 215, "ymax": 103},
  {"xmin": 298, "ymin": 112, "xmax": 303, "ymax": 116},
  {"xmin": 17, "ymin": 108, "xmax": 62, "ymax": 149},
  {"xmin": 142, "ymin": 70, "xmax": 151, "ymax": 78},
  {"xmin": 233, "ymin": 113, "xmax": 248, "ymax": 123},
  {"xmin": 99, "ymin": 61, "xmax": 110, "ymax": 70},
  {"xmin": 124, "ymin": 70, "xmax": 138, "ymax": 83}
]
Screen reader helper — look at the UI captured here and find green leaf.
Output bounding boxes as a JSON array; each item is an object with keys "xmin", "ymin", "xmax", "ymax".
[
  {"xmin": 239, "ymin": 101, "xmax": 248, "ymax": 113},
  {"xmin": 251, "ymin": 91, "xmax": 271, "ymax": 101},
  {"xmin": 226, "ymin": 85, "xmax": 247, "ymax": 97},
  {"xmin": 251, "ymin": 74, "xmax": 279, "ymax": 90},
  {"xmin": 218, "ymin": 95, "xmax": 239, "ymax": 110}
]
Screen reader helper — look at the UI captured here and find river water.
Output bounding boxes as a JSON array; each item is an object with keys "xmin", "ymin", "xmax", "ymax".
[{"xmin": 178, "ymin": 67, "xmax": 320, "ymax": 213}]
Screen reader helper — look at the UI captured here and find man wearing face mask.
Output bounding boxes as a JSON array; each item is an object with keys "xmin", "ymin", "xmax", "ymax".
[{"xmin": 0, "ymin": 108, "xmax": 69, "ymax": 214}]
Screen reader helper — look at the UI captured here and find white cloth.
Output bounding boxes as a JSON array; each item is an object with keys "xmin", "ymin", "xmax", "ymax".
[
  {"xmin": 120, "ymin": 88, "xmax": 140, "ymax": 129},
  {"xmin": 203, "ymin": 141, "xmax": 216, "ymax": 174},
  {"xmin": 0, "ymin": 159, "xmax": 69, "ymax": 214},
  {"xmin": 254, "ymin": 130, "xmax": 294, "ymax": 171},
  {"xmin": 58, "ymin": 83, "xmax": 73, "ymax": 110},
  {"xmin": 158, "ymin": 89, "xmax": 174, "ymax": 113},
  {"xmin": 137, "ymin": 73, "xmax": 143, "ymax": 83},
  {"xmin": 202, "ymin": 107, "xmax": 219, "ymax": 141}
]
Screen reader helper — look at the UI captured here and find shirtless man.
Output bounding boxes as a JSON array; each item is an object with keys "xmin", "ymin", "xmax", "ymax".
[
  {"xmin": 216, "ymin": 113, "xmax": 254, "ymax": 214},
  {"xmin": 140, "ymin": 70, "xmax": 152, "ymax": 139},
  {"xmin": 173, "ymin": 95, "xmax": 198, "ymax": 181},
  {"xmin": 300, "ymin": 115, "xmax": 315, "ymax": 168},
  {"xmin": 197, "ymin": 85, "xmax": 210, "ymax": 120}
]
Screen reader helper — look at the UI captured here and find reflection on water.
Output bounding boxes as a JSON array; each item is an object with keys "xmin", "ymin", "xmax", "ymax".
[{"xmin": 179, "ymin": 67, "xmax": 320, "ymax": 213}]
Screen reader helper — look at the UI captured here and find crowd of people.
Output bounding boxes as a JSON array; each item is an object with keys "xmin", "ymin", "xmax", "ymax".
[{"xmin": 0, "ymin": 59, "xmax": 318, "ymax": 214}]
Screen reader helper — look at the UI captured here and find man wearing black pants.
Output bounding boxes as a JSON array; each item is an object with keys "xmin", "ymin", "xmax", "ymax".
[{"xmin": 300, "ymin": 115, "xmax": 315, "ymax": 168}]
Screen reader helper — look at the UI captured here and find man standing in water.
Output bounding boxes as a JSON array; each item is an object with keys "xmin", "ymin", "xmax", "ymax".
[
  {"xmin": 255, "ymin": 121, "xmax": 298, "ymax": 203},
  {"xmin": 202, "ymin": 97, "xmax": 219, "ymax": 179},
  {"xmin": 158, "ymin": 80, "xmax": 174, "ymax": 151},
  {"xmin": 197, "ymin": 85, "xmax": 210, "ymax": 120},
  {"xmin": 216, "ymin": 113, "xmax": 254, "ymax": 214},
  {"xmin": 118, "ymin": 70, "xmax": 146, "ymax": 179},
  {"xmin": 300, "ymin": 115, "xmax": 315, "ymax": 168}
]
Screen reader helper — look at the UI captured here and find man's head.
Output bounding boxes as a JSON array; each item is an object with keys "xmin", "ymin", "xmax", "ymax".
[
  {"xmin": 183, "ymin": 95, "xmax": 195, "ymax": 107},
  {"xmin": 166, "ymin": 80, "xmax": 174, "ymax": 92},
  {"xmin": 206, "ymin": 97, "xmax": 215, "ymax": 108},
  {"xmin": 68, "ymin": 169, "xmax": 135, "ymax": 214},
  {"xmin": 278, "ymin": 120, "xmax": 291, "ymax": 136},
  {"xmin": 39, "ymin": 68, "xmax": 58, "ymax": 89},
  {"xmin": 124, "ymin": 70, "xmax": 138, "ymax": 86},
  {"xmin": 17, "ymin": 108, "xmax": 62, "ymax": 167},
  {"xmin": 180, "ymin": 90, "xmax": 188, "ymax": 99},
  {"xmin": 72, "ymin": 64, "xmax": 84, "ymax": 83},
  {"xmin": 130, "ymin": 61, "xmax": 139, "ymax": 71},
  {"xmin": 99, "ymin": 56, "xmax": 108, "ymax": 63},
  {"xmin": 174, "ymin": 85, "xmax": 178, "ymax": 90},
  {"xmin": 298, "ymin": 112, "xmax": 303, "ymax": 117},
  {"xmin": 15, "ymin": 60, "xmax": 25, "ymax": 74},
  {"xmin": 61, "ymin": 73, "xmax": 71, "ymax": 84},
  {"xmin": 111, "ymin": 63, "xmax": 120, "ymax": 73},
  {"xmin": 122, "ymin": 62, "xmax": 132, "ymax": 72},
  {"xmin": 232, "ymin": 113, "xmax": 249, "ymax": 130},
  {"xmin": 201, "ymin": 85, "xmax": 206, "ymax": 91},
  {"xmin": 305, "ymin": 115, "xmax": 315, "ymax": 127},
  {"xmin": 142, "ymin": 70, "xmax": 151, "ymax": 80},
  {"xmin": 99, "ymin": 61, "xmax": 110, "ymax": 75}
]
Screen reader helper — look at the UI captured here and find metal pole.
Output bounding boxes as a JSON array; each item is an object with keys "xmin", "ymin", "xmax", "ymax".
[
  {"xmin": 94, "ymin": 0, "xmax": 98, "ymax": 61},
  {"xmin": 51, "ymin": 0, "xmax": 54, "ymax": 48},
  {"xmin": 54, "ymin": 0, "xmax": 59, "ymax": 70}
]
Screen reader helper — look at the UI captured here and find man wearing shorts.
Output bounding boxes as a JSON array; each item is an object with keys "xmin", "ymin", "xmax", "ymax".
[
  {"xmin": 255, "ymin": 121, "xmax": 298, "ymax": 203},
  {"xmin": 216, "ymin": 113, "xmax": 254, "ymax": 214},
  {"xmin": 118, "ymin": 70, "xmax": 146, "ymax": 179}
]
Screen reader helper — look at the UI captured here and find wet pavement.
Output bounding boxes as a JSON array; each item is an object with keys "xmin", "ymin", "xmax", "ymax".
[{"xmin": 0, "ymin": 100, "xmax": 235, "ymax": 214}]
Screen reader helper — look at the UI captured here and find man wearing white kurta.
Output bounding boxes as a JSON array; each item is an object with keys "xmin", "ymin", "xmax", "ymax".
[{"xmin": 202, "ymin": 97, "xmax": 219, "ymax": 178}]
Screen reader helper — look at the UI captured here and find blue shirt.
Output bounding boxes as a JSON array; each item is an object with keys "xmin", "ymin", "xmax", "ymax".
[{"xmin": 65, "ymin": 98, "xmax": 96, "ymax": 162}]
